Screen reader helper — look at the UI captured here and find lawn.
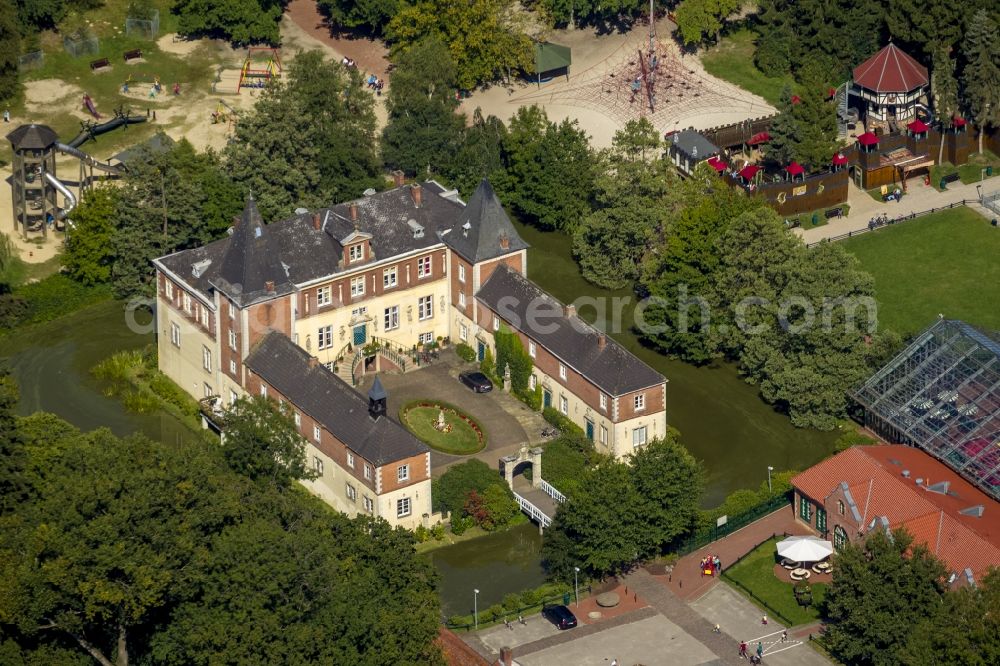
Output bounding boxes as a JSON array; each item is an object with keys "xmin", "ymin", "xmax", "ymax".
[
  {"xmin": 724, "ymin": 537, "xmax": 827, "ymax": 627},
  {"xmin": 930, "ymin": 152, "xmax": 1000, "ymax": 190},
  {"xmin": 841, "ymin": 207, "xmax": 1000, "ymax": 335},
  {"xmin": 699, "ymin": 29, "xmax": 794, "ymax": 107},
  {"xmin": 400, "ymin": 402, "xmax": 486, "ymax": 455}
]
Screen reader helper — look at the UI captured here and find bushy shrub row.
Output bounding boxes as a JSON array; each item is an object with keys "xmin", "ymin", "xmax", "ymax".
[
  {"xmin": 455, "ymin": 342, "xmax": 476, "ymax": 362},
  {"xmin": 447, "ymin": 581, "xmax": 571, "ymax": 628},
  {"xmin": 542, "ymin": 407, "xmax": 584, "ymax": 437}
]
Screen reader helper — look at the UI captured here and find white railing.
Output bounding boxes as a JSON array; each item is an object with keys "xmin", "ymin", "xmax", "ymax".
[
  {"xmin": 512, "ymin": 491, "xmax": 552, "ymax": 528},
  {"xmin": 539, "ymin": 479, "xmax": 566, "ymax": 504}
]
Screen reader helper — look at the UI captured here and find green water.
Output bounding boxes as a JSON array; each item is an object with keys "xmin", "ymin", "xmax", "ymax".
[
  {"xmin": 427, "ymin": 522, "xmax": 546, "ymax": 618},
  {"xmin": 514, "ymin": 221, "xmax": 839, "ymax": 506},
  {"xmin": 1, "ymin": 300, "xmax": 194, "ymax": 445}
]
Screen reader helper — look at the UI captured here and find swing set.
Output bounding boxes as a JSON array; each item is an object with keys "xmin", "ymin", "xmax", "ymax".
[{"xmin": 237, "ymin": 47, "xmax": 282, "ymax": 93}]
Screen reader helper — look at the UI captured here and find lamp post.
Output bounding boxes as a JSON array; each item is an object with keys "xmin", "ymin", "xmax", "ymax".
[
  {"xmin": 767, "ymin": 466, "xmax": 774, "ymax": 494},
  {"xmin": 474, "ymin": 589, "xmax": 480, "ymax": 630},
  {"xmin": 573, "ymin": 567, "xmax": 580, "ymax": 607}
]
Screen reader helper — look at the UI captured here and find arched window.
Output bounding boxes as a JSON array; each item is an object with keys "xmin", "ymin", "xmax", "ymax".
[{"xmin": 834, "ymin": 525, "xmax": 848, "ymax": 550}]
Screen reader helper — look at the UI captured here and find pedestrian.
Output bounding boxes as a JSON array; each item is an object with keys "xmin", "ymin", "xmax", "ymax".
[
  {"xmin": 757, "ymin": 641, "xmax": 763, "ymax": 658},
  {"xmin": 3, "ymin": 109, "xmax": 9, "ymax": 122},
  {"xmin": 781, "ymin": 629, "xmax": 787, "ymax": 643},
  {"xmin": 713, "ymin": 624, "xmax": 721, "ymax": 633},
  {"xmin": 714, "ymin": 555, "xmax": 722, "ymax": 573},
  {"xmin": 739, "ymin": 641, "xmax": 748, "ymax": 658},
  {"xmin": 761, "ymin": 614, "xmax": 768, "ymax": 625}
]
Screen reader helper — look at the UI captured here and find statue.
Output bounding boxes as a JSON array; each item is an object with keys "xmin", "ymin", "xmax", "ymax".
[{"xmin": 503, "ymin": 363, "xmax": 511, "ymax": 392}]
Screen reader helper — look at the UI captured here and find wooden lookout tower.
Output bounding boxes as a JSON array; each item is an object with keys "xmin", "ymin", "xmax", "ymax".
[{"xmin": 7, "ymin": 123, "xmax": 62, "ymax": 238}]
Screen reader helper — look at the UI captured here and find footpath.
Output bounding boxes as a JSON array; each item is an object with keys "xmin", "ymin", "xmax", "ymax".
[{"xmin": 795, "ymin": 176, "xmax": 998, "ymax": 244}]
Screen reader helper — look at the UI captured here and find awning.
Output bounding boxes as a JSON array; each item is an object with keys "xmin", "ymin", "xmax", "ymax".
[
  {"xmin": 832, "ymin": 153, "xmax": 849, "ymax": 166},
  {"xmin": 738, "ymin": 164, "xmax": 761, "ymax": 180},
  {"xmin": 857, "ymin": 132, "xmax": 880, "ymax": 146},
  {"xmin": 953, "ymin": 116, "xmax": 967, "ymax": 127},
  {"xmin": 747, "ymin": 131, "xmax": 770, "ymax": 146},
  {"xmin": 785, "ymin": 161, "xmax": 805, "ymax": 176},
  {"xmin": 707, "ymin": 156, "xmax": 727, "ymax": 172},
  {"xmin": 533, "ymin": 42, "xmax": 572, "ymax": 75},
  {"xmin": 907, "ymin": 119, "xmax": 929, "ymax": 133},
  {"xmin": 777, "ymin": 536, "xmax": 834, "ymax": 563}
]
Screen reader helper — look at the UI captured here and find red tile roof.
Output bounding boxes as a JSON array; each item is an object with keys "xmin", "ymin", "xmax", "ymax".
[
  {"xmin": 852, "ymin": 43, "xmax": 929, "ymax": 93},
  {"xmin": 437, "ymin": 627, "xmax": 489, "ymax": 666},
  {"xmin": 793, "ymin": 445, "xmax": 1000, "ymax": 583}
]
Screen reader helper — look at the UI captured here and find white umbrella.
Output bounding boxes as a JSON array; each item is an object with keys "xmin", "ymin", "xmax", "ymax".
[{"xmin": 776, "ymin": 536, "xmax": 834, "ymax": 563}]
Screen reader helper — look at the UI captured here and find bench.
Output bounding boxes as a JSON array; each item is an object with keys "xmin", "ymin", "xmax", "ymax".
[
  {"xmin": 825, "ymin": 207, "xmax": 844, "ymax": 219},
  {"xmin": 940, "ymin": 172, "xmax": 961, "ymax": 189},
  {"xmin": 123, "ymin": 49, "xmax": 142, "ymax": 62},
  {"xmin": 89, "ymin": 57, "xmax": 110, "ymax": 71}
]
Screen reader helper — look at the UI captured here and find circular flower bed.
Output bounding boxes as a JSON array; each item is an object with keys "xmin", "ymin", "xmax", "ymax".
[{"xmin": 399, "ymin": 400, "xmax": 487, "ymax": 455}]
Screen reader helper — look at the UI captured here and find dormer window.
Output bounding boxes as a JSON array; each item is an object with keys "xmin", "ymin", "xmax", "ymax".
[{"xmin": 349, "ymin": 244, "xmax": 364, "ymax": 263}]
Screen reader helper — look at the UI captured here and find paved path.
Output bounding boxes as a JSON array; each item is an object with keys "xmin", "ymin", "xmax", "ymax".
[
  {"xmin": 794, "ymin": 177, "xmax": 997, "ymax": 244},
  {"xmin": 657, "ymin": 506, "xmax": 811, "ymax": 602}
]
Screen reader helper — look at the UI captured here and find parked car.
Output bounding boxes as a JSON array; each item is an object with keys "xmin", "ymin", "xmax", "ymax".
[
  {"xmin": 542, "ymin": 604, "xmax": 577, "ymax": 630},
  {"xmin": 459, "ymin": 371, "xmax": 493, "ymax": 393}
]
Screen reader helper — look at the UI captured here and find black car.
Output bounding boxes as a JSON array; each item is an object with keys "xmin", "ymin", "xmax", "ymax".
[
  {"xmin": 542, "ymin": 604, "xmax": 577, "ymax": 630},
  {"xmin": 459, "ymin": 371, "xmax": 493, "ymax": 393}
]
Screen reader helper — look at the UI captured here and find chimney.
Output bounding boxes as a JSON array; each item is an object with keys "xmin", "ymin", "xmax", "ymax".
[
  {"xmin": 392, "ymin": 169, "xmax": 405, "ymax": 187},
  {"xmin": 564, "ymin": 304, "xmax": 576, "ymax": 319},
  {"xmin": 265, "ymin": 280, "xmax": 275, "ymax": 292},
  {"xmin": 308, "ymin": 356, "xmax": 319, "ymax": 369},
  {"xmin": 500, "ymin": 647, "xmax": 513, "ymax": 666},
  {"xmin": 410, "ymin": 183, "xmax": 422, "ymax": 207},
  {"xmin": 312, "ymin": 212, "xmax": 321, "ymax": 230},
  {"xmin": 597, "ymin": 332, "xmax": 607, "ymax": 350},
  {"xmin": 498, "ymin": 232, "xmax": 510, "ymax": 250},
  {"xmin": 349, "ymin": 203, "xmax": 358, "ymax": 222}
]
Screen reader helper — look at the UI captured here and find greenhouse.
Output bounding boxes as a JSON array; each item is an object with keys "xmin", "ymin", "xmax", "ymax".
[{"xmin": 851, "ymin": 319, "xmax": 1000, "ymax": 501}]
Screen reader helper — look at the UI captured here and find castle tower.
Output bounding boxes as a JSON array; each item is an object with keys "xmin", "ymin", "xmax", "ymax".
[
  {"xmin": 368, "ymin": 376, "xmax": 387, "ymax": 420},
  {"xmin": 6, "ymin": 124, "xmax": 60, "ymax": 238}
]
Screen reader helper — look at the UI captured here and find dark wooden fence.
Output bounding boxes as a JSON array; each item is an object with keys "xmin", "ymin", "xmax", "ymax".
[{"xmin": 805, "ymin": 199, "xmax": 982, "ymax": 247}]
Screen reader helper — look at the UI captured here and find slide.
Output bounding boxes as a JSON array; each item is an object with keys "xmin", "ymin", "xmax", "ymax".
[
  {"xmin": 66, "ymin": 113, "xmax": 146, "ymax": 149},
  {"xmin": 43, "ymin": 172, "xmax": 78, "ymax": 223},
  {"xmin": 55, "ymin": 142, "xmax": 124, "ymax": 176},
  {"xmin": 83, "ymin": 94, "xmax": 101, "ymax": 119}
]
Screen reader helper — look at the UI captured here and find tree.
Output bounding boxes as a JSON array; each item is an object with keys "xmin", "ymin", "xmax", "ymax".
[
  {"xmin": 763, "ymin": 64, "xmax": 839, "ymax": 172},
  {"xmin": 886, "ymin": 0, "xmax": 968, "ymax": 62},
  {"xmin": 172, "ymin": 0, "xmax": 285, "ymax": 45},
  {"xmin": 63, "ymin": 187, "xmax": 118, "ymax": 286},
  {"xmin": 382, "ymin": 38, "xmax": 465, "ymax": 176},
  {"xmin": 823, "ymin": 528, "xmax": 947, "ymax": 665},
  {"xmin": 629, "ymin": 432, "xmax": 704, "ymax": 549},
  {"xmin": 225, "ymin": 51, "xmax": 381, "ymax": 221},
  {"xmin": 573, "ymin": 118, "xmax": 674, "ymax": 289},
  {"xmin": 432, "ymin": 458, "xmax": 507, "ymax": 515},
  {"xmin": 222, "ymin": 396, "xmax": 316, "ymax": 488},
  {"xmin": 499, "ymin": 105, "xmax": 596, "ymax": 233},
  {"xmin": 387, "ymin": 0, "xmax": 533, "ymax": 89},
  {"xmin": 0, "ymin": 0, "xmax": 19, "ymax": 104},
  {"xmin": 318, "ymin": 0, "xmax": 401, "ymax": 36},
  {"xmin": 0, "ymin": 370, "xmax": 24, "ymax": 514},
  {"xmin": 674, "ymin": 0, "xmax": 741, "ymax": 46},
  {"xmin": 538, "ymin": 0, "xmax": 647, "ymax": 28},
  {"xmin": 444, "ymin": 108, "xmax": 507, "ymax": 197},
  {"xmin": 931, "ymin": 44, "xmax": 959, "ymax": 164},
  {"xmin": 494, "ymin": 324, "xmax": 532, "ymax": 393},
  {"xmin": 961, "ymin": 9, "xmax": 1000, "ymax": 154}
]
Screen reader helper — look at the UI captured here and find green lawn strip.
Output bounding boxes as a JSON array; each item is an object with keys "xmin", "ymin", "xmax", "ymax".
[
  {"xmin": 400, "ymin": 400, "xmax": 487, "ymax": 455},
  {"xmin": 841, "ymin": 207, "xmax": 1000, "ymax": 335},
  {"xmin": 699, "ymin": 29, "xmax": 794, "ymax": 106},
  {"xmin": 723, "ymin": 537, "xmax": 826, "ymax": 627}
]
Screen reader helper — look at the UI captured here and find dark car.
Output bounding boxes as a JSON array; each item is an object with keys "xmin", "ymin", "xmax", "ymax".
[
  {"xmin": 542, "ymin": 605, "xmax": 577, "ymax": 630},
  {"xmin": 459, "ymin": 371, "xmax": 493, "ymax": 393}
]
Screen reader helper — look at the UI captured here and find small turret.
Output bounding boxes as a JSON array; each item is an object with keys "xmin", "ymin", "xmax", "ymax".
[{"xmin": 368, "ymin": 376, "xmax": 387, "ymax": 420}]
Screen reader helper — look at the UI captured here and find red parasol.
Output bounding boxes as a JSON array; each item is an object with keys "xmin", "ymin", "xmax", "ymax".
[
  {"xmin": 953, "ymin": 116, "xmax": 967, "ymax": 127},
  {"xmin": 907, "ymin": 119, "xmax": 929, "ymax": 133},
  {"xmin": 706, "ymin": 156, "xmax": 727, "ymax": 172},
  {"xmin": 747, "ymin": 132, "xmax": 771, "ymax": 146},
  {"xmin": 832, "ymin": 153, "xmax": 849, "ymax": 166},
  {"xmin": 785, "ymin": 162, "xmax": 805, "ymax": 176},
  {"xmin": 739, "ymin": 164, "xmax": 762, "ymax": 180},
  {"xmin": 857, "ymin": 132, "xmax": 880, "ymax": 146}
]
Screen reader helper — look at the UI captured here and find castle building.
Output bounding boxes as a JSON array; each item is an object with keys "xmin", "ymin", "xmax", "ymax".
[{"xmin": 153, "ymin": 180, "xmax": 667, "ymax": 526}]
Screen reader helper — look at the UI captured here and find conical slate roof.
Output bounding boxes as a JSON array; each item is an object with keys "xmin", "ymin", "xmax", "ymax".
[
  {"xmin": 444, "ymin": 179, "xmax": 528, "ymax": 263},
  {"xmin": 6, "ymin": 124, "xmax": 59, "ymax": 151},
  {"xmin": 853, "ymin": 43, "xmax": 928, "ymax": 93},
  {"xmin": 212, "ymin": 195, "xmax": 288, "ymax": 304},
  {"xmin": 368, "ymin": 376, "xmax": 387, "ymax": 401}
]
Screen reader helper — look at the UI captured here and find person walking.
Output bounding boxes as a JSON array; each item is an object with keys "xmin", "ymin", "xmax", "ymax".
[
  {"xmin": 739, "ymin": 640, "xmax": 748, "ymax": 658},
  {"xmin": 781, "ymin": 629, "xmax": 788, "ymax": 643},
  {"xmin": 757, "ymin": 641, "xmax": 764, "ymax": 659},
  {"xmin": 761, "ymin": 614, "xmax": 768, "ymax": 625}
]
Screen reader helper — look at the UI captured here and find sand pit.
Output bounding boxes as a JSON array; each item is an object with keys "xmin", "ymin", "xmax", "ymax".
[{"xmin": 24, "ymin": 79, "xmax": 85, "ymax": 117}]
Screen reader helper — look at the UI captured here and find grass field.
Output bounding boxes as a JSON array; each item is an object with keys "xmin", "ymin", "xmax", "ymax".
[
  {"xmin": 401, "ymin": 403, "xmax": 486, "ymax": 455},
  {"xmin": 930, "ymin": 151, "xmax": 1000, "ymax": 190},
  {"xmin": 841, "ymin": 207, "xmax": 1000, "ymax": 335},
  {"xmin": 699, "ymin": 29, "xmax": 794, "ymax": 107},
  {"xmin": 724, "ymin": 537, "xmax": 827, "ymax": 627}
]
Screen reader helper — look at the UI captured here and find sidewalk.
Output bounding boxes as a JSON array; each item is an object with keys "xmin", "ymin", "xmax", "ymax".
[
  {"xmin": 794, "ymin": 176, "xmax": 996, "ymax": 244},
  {"xmin": 653, "ymin": 506, "xmax": 811, "ymax": 602}
]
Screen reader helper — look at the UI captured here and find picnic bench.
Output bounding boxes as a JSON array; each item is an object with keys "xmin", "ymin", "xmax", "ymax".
[
  {"xmin": 124, "ymin": 49, "xmax": 142, "ymax": 62},
  {"xmin": 825, "ymin": 207, "xmax": 844, "ymax": 219},
  {"xmin": 939, "ymin": 172, "xmax": 961, "ymax": 189},
  {"xmin": 89, "ymin": 57, "xmax": 110, "ymax": 71}
]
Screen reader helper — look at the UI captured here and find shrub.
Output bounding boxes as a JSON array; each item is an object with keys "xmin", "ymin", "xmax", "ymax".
[
  {"xmin": 449, "ymin": 515, "xmax": 473, "ymax": 535},
  {"xmin": 432, "ymin": 459, "xmax": 506, "ymax": 515},
  {"xmin": 835, "ymin": 429, "xmax": 877, "ymax": 452},
  {"xmin": 516, "ymin": 385, "xmax": 542, "ymax": 411},
  {"xmin": 542, "ymin": 407, "xmax": 584, "ymax": 436},
  {"xmin": 431, "ymin": 523, "xmax": 446, "ymax": 540},
  {"xmin": 494, "ymin": 324, "xmax": 532, "ymax": 392},
  {"xmin": 92, "ymin": 349, "xmax": 145, "ymax": 383},
  {"xmin": 0, "ymin": 275, "xmax": 111, "ymax": 333},
  {"xmin": 480, "ymin": 346, "xmax": 496, "ymax": 379},
  {"xmin": 414, "ymin": 525, "xmax": 431, "ymax": 542},
  {"xmin": 455, "ymin": 342, "xmax": 476, "ymax": 362}
]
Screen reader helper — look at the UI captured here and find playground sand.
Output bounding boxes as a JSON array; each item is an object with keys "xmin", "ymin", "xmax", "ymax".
[{"xmin": 24, "ymin": 80, "xmax": 88, "ymax": 121}]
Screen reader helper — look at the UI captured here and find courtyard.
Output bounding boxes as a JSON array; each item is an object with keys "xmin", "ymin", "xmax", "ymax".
[{"xmin": 355, "ymin": 351, "xmax": 547, "ymax": 474}]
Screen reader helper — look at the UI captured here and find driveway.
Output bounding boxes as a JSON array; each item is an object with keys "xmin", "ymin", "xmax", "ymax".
[{"xmin": 355, "ymin": 350, "xmax": 548, "ymax": 474}]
